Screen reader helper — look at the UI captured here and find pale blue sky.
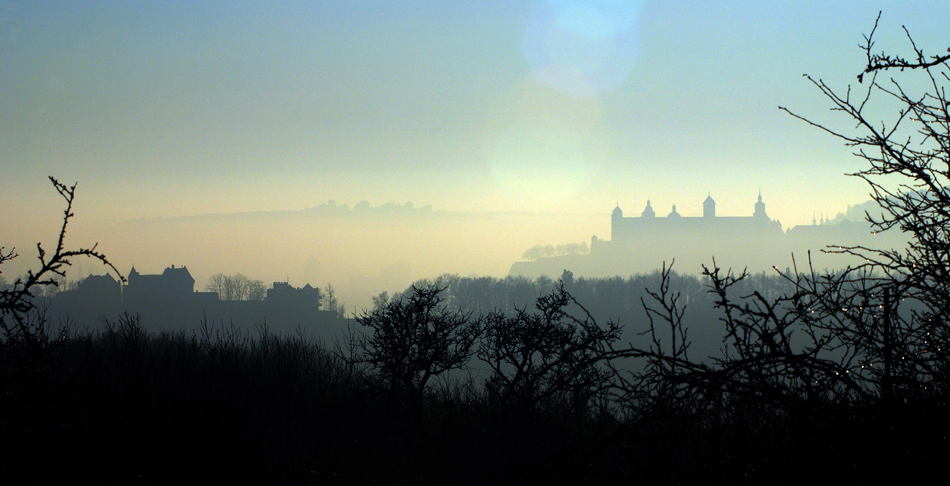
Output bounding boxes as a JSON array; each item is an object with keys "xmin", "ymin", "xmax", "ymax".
[{"xmin": 2, "ymin": 1, "xmax": 947, "ymax": 282}]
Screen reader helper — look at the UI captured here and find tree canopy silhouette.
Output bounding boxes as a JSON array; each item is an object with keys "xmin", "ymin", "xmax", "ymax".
[{"xmin": 343, "ymin": 284, "xmax": 483, "ymax": 408}]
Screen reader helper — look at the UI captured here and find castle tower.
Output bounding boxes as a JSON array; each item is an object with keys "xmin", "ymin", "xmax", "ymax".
[
  {"xmin": 753, "ymin": 191, "xmax": 767, "ymax": 219},
  {"xmin": 703, "ymin": 195, "xmax": 716, "ymax": 218},
  {"xmin": 611, "ymin": 204, "xmax": 623, "ymax": 240},
  {"xmin": 641, "ymin": 200, "xmax": 655, "ymax": 218}
]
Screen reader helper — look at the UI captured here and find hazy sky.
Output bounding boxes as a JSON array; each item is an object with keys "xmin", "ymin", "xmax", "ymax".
[{"xmin": 3, "ymin": 1, "xmax": 948, "ymax": 288}]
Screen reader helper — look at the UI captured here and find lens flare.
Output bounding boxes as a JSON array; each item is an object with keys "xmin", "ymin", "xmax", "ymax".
[
  {"xmin": 488, "ymin": 120, "xmax": 592, "ymax": 210},
  {"xmin": 523, "ymin": 0, "xmax": 643, "ymax": 97}
]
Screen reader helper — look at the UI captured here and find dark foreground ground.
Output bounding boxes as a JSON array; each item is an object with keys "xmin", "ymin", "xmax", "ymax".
[{"xmin": 1, "ymin": 316, "xmax": 947, "ymax": 485}]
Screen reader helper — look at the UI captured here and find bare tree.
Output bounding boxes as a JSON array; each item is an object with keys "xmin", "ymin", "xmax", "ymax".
[
  {"xmin": 323, "ymin": 284, "xmax": 345, "ymax": 317},
  {"xmin": 206, "ymin": 273, "xmax": 266, "ymax": 301},
  {"xmin": 226, "ymin": 274, "xmax": 246, "ymax": 301},
  {"xmin": 344, "ymin": 284, "xmax": 483, "ymax": 409},
  {"xmin": 206, "ymin": 273, "xmax": 228, "ymax": 300},
  {"xmin": 1, "ymin": 177, "xmax": 124, "ymax": 333},
  {"xmin": 478, "ymin": 281, "xmax": 622, "ymax": 414},
  {"xmin": 246, "ymin": 279, "xmax": 266, "ymax": 301},
  {"xmin": 775, "ymin": 12, "xmax": 950, "ymax": 401},
  {"xmin": 780, "ymin": 12, "xmax": 950, "ymax": 292}
]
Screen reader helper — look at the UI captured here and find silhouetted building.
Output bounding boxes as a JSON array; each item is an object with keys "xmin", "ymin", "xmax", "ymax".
[
  {"xmin": 511, "ymin": 192, "xmax": 908, "ymax": 279},
  {"xmin": 267, "ymin": 281, "xmax": 321, "ymax": 310},
  {"xmin": 46, "ymin": 267, "xmax": 343, "ymax": 338},
  {"xmin": 609, "ymin": 193, "xmax": 783, "ymax": 245},
  {"xmin": 125, "ymin": 265, "xmax": 195, "ymax": 302},
  {"xmin": 703, "ymin": 194, "xmax": 716, "ymax": 218},
  {"xmin": 77, "ymin": 273, "xmax": 122, "ymax": 302},
  {"xmin": 48, "ymin": 273, "xmax": 122, "ymax": 327}
]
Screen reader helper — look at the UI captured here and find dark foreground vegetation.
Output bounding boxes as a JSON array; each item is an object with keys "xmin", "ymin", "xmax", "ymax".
[
  {"xmin": 1, "ymin": 290, "xmax": 948, "ymax": 485},
  {"xmin": 5, "ymin": 15, "xmax": 950, "ymax": 485}
]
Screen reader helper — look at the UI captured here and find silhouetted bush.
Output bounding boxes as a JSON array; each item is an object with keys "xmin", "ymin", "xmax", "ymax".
[
  {"xmin": 342, "ymin": 283, "xmax": 484, "ymax": 415},
  {"xmin": 478, "ymin": 282, "xmax": 620, "ymax": 417}
]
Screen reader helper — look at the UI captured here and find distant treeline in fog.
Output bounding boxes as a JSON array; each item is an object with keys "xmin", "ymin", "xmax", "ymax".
[{"xmin": 378, "ymin": 269, "xmax": 800, "ymax": 360}]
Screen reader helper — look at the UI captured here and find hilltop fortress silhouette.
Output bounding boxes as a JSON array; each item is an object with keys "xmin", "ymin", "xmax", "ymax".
[
  {"xmin": 511, "ymin": 193, "xmax": 907, "ymax": 278},
  {"xmin": 607, "ymin": 192, "xmax": 782, "ymax": 246}
]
